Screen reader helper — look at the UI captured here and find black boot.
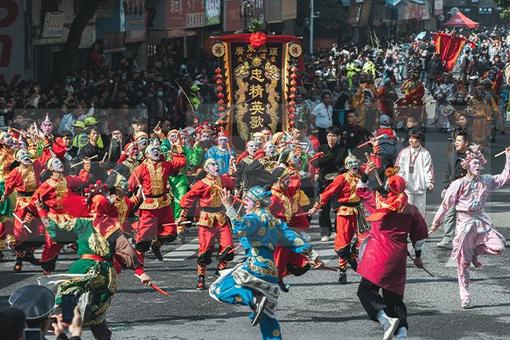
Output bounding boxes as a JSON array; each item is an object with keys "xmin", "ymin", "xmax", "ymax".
[
  {"xmin": 41, "ymin": 257, "xmax": 57, "ymax": 275},
  {"xmin": 151, "ymin": 240, "xmax": 163, "ymax": 261},
  {"xmin": 251, "ymin": 295, "xmax": 268, "ymax": 327},
  {"xmin": 278, "ymin": 279, "xmax": 290, "ymax": 293},
  {"xmin": 338, "ymin": 270, "xmax": 347, "ymax": 284},
  {"xmin": 23, "ymin": 252, "xmax": 41, "ymax": 266},
  {"xmin": 196, "ymin": 275, "xmax": 206, "ymax": 290}
]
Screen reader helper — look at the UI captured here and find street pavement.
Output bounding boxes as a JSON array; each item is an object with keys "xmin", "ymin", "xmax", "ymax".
[{"xmin": 1, "ymin": 130, "xmax": 510, "ymax": 339}]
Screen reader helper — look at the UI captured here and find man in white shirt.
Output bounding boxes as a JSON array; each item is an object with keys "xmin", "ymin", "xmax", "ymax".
[
  {"xmin": 395, "ymin": 129, "xmax": 434, "ymax": 218},
  {"xmin": 311, "ymin": 92, "xmax": 333, "ymax": 144}
]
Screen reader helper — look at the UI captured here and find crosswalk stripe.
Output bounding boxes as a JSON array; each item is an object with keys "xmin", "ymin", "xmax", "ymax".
[{"xmin": 163, "ymin": 237, "xmax": 199, "ymax": 261}]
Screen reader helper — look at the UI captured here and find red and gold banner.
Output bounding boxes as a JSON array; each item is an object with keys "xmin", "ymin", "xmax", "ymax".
[
  {"xmin": 211, "ymin": 34, "xmax": 302, "ymax": 150},
  {"xmin": 433, "ymin": 32, "xmax": 475, "ymax": 71}
]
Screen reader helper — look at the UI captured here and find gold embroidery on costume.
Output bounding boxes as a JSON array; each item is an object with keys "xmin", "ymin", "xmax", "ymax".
[
  {"xmin": 88, "ymin": 232, "xmax": 110, "ymax": 257},
  {"xmin": 19, "ymin": 165, "xmax": 37, "ymax": 192}
]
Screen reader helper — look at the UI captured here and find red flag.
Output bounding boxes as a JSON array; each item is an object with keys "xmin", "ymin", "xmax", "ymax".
[{"xmin": 433, "ymin": 32, "xmax": 475, "ymax": 71}]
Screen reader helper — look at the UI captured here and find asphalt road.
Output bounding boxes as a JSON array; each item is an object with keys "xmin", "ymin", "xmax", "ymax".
[{"xmin": 1, "ymin": 130, "xmax": 510, "ymax": 340}]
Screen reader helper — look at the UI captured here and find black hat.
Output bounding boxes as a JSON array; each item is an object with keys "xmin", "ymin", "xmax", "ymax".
[{"xmin": 9, "ymin": 285, "xmax": 55, "ymax": 322}]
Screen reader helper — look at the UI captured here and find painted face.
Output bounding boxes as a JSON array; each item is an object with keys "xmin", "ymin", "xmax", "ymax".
[
  {"xmin": 254, "ymin": 136, "xmax": 264, "ymax": 147},
  {"xmin": 137, "ymin": 137, "xmax": 148, "ymax": 149},
  {"xmin": 264, "ymin": 143, "xmax": 277, "ymax": 158},
  {"xmin": 41, "ymin": 120, "xmax": 53, "ymax": 135},
  {"xmin": 146, "ymin": 145, "xmax": 161, "ymax": 161},
  {"xmin": 345, "ymin": 158, "xmax": 361, "ymax": 172},
  {"xmin": 50, "ymin": 158, "xmax": 64, "ymax": 172},
  {"xmin": 244, "ymin": 197, "xmax": 256, "ymax": 213},
  {"xmin": 247, "ymin": 142, "xmax": 258, "ymax": 156},
  {"xmin": 128, "ymin": 145, "xmax": 140, "ymax": 159},
  {"xmin": 168, "ymin": 132, "xmax": 179, "ymax": 143},
  {"xmin": 206, "ymin": 160, "xmax": 219, "ymax": 176},
  {"xmin": 17, "ymin": 149, "xmax": 32, "ymax": 165},
  {"xmin": 200, "ymin": 132, "xmax": 210, "ymax": 142},
  {"xmin": 468, "ymin": 158, "xmax": 482, "ymax": 177},
  {"xmin": 218, "ymin": 136, "xmax": 228, "ymax": 148},
  {"xmin": 115, "ymin": 176, "xmax": 128, "ymax": 194}
]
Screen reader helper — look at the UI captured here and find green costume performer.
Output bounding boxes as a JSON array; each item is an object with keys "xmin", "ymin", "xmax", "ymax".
[
  {"xmin": 50, "ymin": 216, "xmax": 116, "ymax": 328},
  {"xmin": 161, "ymin": 134, "xmax": 203, "ymax": 218}
]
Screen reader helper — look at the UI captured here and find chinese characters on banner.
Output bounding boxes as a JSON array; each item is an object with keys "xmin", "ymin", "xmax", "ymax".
[{"xmin": 229, "ymin": 43, "xmax": 283, "ymax": 144}]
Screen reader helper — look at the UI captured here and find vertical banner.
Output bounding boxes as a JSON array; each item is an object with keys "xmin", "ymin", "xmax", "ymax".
[
  {"xmin": 211, "ymin": 34, "xmax": 302, "ymax": 150},
  {"xmin": 205, "ymin": 0, "xmax": 220, "ymax": 25},
  {"xmin": 434, "ymin": 0, "xmax": 443, "ymax": 16},
  {"xmin": 0, "ymin": 0, "xmax": 29, "ymax": 85}
]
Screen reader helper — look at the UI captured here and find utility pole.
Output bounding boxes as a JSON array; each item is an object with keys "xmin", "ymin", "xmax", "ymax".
[{"xmin": 310, "ymin": 0, "xmax": 314, "ymax": 55}]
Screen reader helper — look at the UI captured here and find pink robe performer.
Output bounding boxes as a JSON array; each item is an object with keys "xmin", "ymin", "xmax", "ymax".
[{"xmin": 431, "ymin": 145, "xmax": 508, "ymax": 308}]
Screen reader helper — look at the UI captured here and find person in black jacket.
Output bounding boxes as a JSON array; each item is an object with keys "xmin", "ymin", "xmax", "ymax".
[
  {"xmin": 76, "ymin": 127, "xmax": 106, "ymax": 181},
  {"xmin": 311, "ymin": 127, "xmax": 348, "ymax": 241},
  {"xmin": 437, "ymin": 131, "xmax": 469, "ymax": 249}
]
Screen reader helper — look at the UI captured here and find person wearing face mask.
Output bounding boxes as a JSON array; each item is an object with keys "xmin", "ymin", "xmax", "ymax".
[
  {"xmin": 127, "ymin": 140, "xmax": 186, "ymax": 266},
  {"xmin": 115, "ymin": 142, "xmax": 141, "ymax": 180},
  {"xmin": 177, "ymin": 158, "xmax": 236, "ymax": 290},
  {"xmin": 0, "ymin": 131, "xmax": 14, "ymax": 261},
  {"xmin": 1, "ymin": 148, "xmax": 53, "ymax": 272},
  {"xmin": 309, "ymin": 152, "xmax": 374, "ymax": 284},
  {"xmin": 430, "ymin": 145, "xmax": 509, "ymax": 309},
  {"xmin": 30, "ymin": 157, "xmax": 91, "ymax": 274},
  {"xmin": 210, "ymin": 186, "xmax": 323, "ymax": 340},
  {"xmin": 395, "ymin": 129, "xmax": 434, "ymax": 219},
  {"xmin": 204, "ymin": 131, "xmax": 236, "ymax": 176}
]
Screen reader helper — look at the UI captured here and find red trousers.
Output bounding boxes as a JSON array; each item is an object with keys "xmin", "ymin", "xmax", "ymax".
[
  {"xmin": 274, "ymin": 246, "xmax": 308, "ymax": 279},
  {"xmin": 334, "ymin": 214, "xmax": 367, "ymax": 270},
  {"xmin": 135, "ymin": 206, "xmax": 177, "ymax": 243},
  {"xmin": 196, "ymin": 223, "xmax": 234, "ymax": 275}
]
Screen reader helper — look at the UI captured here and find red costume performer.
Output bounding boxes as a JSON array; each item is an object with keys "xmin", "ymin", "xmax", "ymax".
[
  {"xmin": 310, "ymin": 152, "xmax": 373, "ymax": 284},
  {"xmin": 128, "ymin": 141, "xmax": 186, "ymax": 264},
  {"xmin": 269, "ymin": 169, "xmax": 312, "ymax": 291},
  {"xmin": 1, "ymin": 149, "xmax": 52, "ymax": 271},
  {"xmin": 356, "ymin": 167, "xmax": 428, "ymax": 339},
  {"xmin": 178, "ymin": 158, "xmax": 235, "ymax": 290},
  {"xmin": 31, "ymin": 156, "xmax": 90, "ymax": 274}
]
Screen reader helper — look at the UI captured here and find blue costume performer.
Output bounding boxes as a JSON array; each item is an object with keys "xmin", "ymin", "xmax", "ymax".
[
  {"xmin": 209, "ymin": 186, "xmax": 322, "ymax": 340},
  {"xmin": 204, "ymin": 132, "xmax": 235, "ymax": 175}
]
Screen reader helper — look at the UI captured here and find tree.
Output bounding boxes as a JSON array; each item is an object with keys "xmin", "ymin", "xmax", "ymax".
[
  {"xmin": 494, "ymin": 0, "xmax": 510, "ymax": 17},
  {"xmin": 296, "ymin": 0, "xmax": 350, "ymax": 42},
  {"xmin": 53, "ymin": 0, "xmax": 103, "ymax": 82}
]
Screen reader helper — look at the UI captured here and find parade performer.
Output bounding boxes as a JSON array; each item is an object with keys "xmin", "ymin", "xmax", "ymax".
[
  {"xmin": 0, "ymin": 131, "xmax": 14, "ymax": 260},
  {"xmin": 106, "ymin": 171, "xmax": 140, "ymax": 237},
  {"xmin": 466, "ymin": 84, "xmax": 498, "ymax": 145},
  {"xmin": 357, "ymin": 166, "xmax": 428, "ymax": 340},
  {"xmin": 1, "ymin": 148, "xmax": 51, "ymax": 271},
  {"xmin": 433, "ymin": 73, "xmax": 456, "ymax": 132},
  {"xmin": 377, "ymin": 79, "xmax": 398, "ymax": 117},
  {"xmin": 210, "ymin": 186, "xmax": 323, "ymax": 340},
  {"xmin": 114, "ymin": 142, "xmax": 141, "ymax": 179},
  {"xmin": 235, "ymin": 140, "xmax": 258, "ymax": 196},
  {"xmin": 243, "ymin": 142, "xmax": 281, "ymax": 189},
  {"xmin": 127, "ymin": 140, "xmax": 186, "ymax": 263},
  {"xmin": 204, "ymin": 131, "xmax": 235, "ymax": 176},
  {"xmin": 161, "ymin": 129, "xmax": 203, "ymax": 219},
  {"xmin": 49, "ymin": 189, "xmax": 119, "ymax": 339},
  {"xmin": 395, "ymin": 129, "xmax": 434, "ymax": 218},
  {"xmin": 31, "ymin": 156, "xmax": 91, "ymax": 274},
  {"xmin": 269, "ymin": 168, "xmax": 312, "ymax": 292},
  {"xmin": 397, "ymin": 71, "xmax": 425, "ymax": 127},
  {"xmin": 430, "ymin": 145, "xmax": 508, "ymax": 309},
  {"xmin": 178, "ymin": 158, "xmax": 235, "ymax": 289},
  {"xmin": 352, "ymin": 75, "xmax": 378, "ymax": 130},
  {"xmin": 308, "ymin": 152, "xmax": 373, "ymax": 284}
]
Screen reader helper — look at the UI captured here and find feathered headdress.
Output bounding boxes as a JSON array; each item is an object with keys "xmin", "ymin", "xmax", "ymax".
[{"xmin": 461, "ymin": 144, "xmax": 486, "ymax": 170}]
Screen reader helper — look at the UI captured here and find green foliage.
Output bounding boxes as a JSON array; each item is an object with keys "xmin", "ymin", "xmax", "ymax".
[
  {"xmin": 248, "ymin": 18, "xmax": 266, "ymax": 33},
  {"xmin": 494, "ymin": 0, "xmax": 510, "ymax": 17}
]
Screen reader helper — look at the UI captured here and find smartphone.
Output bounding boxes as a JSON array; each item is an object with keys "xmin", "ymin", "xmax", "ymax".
[
  {"xmin": 61, "ymin": 295, "xmax": 77, "ymax": 324},
  {"xmin": 24, "ymin": 328, "xmax": 42, "ymax": 340}
]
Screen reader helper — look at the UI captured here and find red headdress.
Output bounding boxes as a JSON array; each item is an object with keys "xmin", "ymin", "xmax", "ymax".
[{"xmin": 366, "ymin": 167, "xmax": 408, "ymax": 222}]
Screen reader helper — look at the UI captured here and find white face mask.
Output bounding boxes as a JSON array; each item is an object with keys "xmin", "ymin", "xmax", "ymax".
[
  {"xmin": 17, "ymin": 150, "xmax": 32, "ymax": 166},
  {"xmin": 265, "ymin": 144, "xmax": 277, "ymax": 157},
  {"xmin": 51, "ymin": 158, "xmax": 64, "ymax": 172}
]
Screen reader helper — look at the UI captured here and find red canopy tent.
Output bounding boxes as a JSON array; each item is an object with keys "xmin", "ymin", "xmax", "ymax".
[{"xmin": 443, "ymin": 11, "xmax": 479, "ymax": 29}]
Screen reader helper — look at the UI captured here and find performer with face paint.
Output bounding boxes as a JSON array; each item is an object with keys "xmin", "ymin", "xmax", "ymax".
[
  {"xmin": 127, "ymin": 139, "xmax": 186, "ymax": 265},
  {"xmin": 204, "ymin": 131, "xmax": 236, "ymax": 176},
  {"xmin": 269, "ymin": 168, "xmax": 314, "ymax": 292},
  {"xmin": 243, "ymin": 142, "xmax": 282, "ymax": 189},
  {"xmin": 161, "ymin": 128, "xmax": 203, "ymax": 219},
  {"xmin": 430, "ymin": 145, "xmax": 509, "ymax": 309},
  {"xmin": 133, "ymin": 131, "xmax": 150, "ymax": 155},
  {"xmin": 210, "ymin": 186, "xmax": 322, "ymax": 340},
  {"xmin": 0, "ymin": 131, "xmax": 14, "ymax": 260},
  {"xmin": 1, "ymin": 148, "xmax": 52, "ymax": 271},
  {"xmin": 114, "ymin": 142, "xmax": 141, "ymax": 179},
  {"xmin": 178, "ymin": 158, "xmax": 235, "ymax": 290},
  {"xmin": 309, "ymin": 151, "xmax": 373, "ymax": 284},
  {"xmin": 30, "ymin": 156, "xmax": 91, "ymax": 274}
]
